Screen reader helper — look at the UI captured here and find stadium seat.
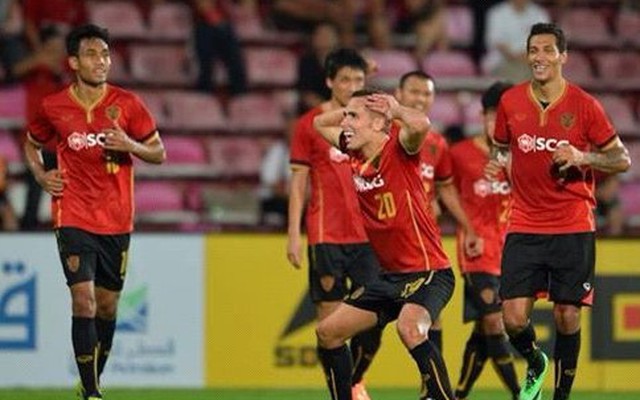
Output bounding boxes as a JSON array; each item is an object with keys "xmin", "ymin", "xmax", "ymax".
[
  {"xmin": 558, "ymin": 8, "xmax": 612, "ymax": 46},
  {"xmin": 0, "ymin": 129, "xmax": 21, "ymax": 163},
  {"xmin": 148, "ymin": 2, "xmax": 193, "ymax": 40},
  {"xmin": 129, "ymin": 45, "xmax": 193, "ymax": 85},
  {"xmin": 596, "ymin": 94, "xmax": 637, "ymax": 136},
  {"xmin": 163, "ymin": 91, "xmax": 227, "ymax": 131},
  {"xmin": 0, "ymin": 85, "xmax": 26, "ymax": 125},
  {"xmin": 228, "ymin": 93, "xmax": 286, "ymax": 132},
  {"xmin": 421, "ymin": 50, "xmax": 476, "ymax": 78},
  {"xmin": 200, "ymin": 183, "xmax": 260, "ymax": 225},
  {"xmin": 461, "ymin": 92, "xmax": 483, "ymax": 133},
  {"xmin": 620, "ymin": 181, "xmax": 640, "ymax": 220},
  {"xmin": 88, "ymin": 1, "xmax": 147, "ymax": 39},
  {"xmin": 616, "ymin": 9, "xmax": 640, "ymax": 46},
  {"xmin": 244, "ymin": 47, "xmax": 297, "ymax": 87},
  {"xmin": 564, "ymin": 51, "xmax": 594, "ymax": 86},
  {"xmin": 108, "ymin": 49, "xmax": 131, "ymax": 84},
  {"xmin": 134, "ymin": 90, "xmax": 169, "ymax": 128},
  {"xmin": 594, "ymin": 51, "xmax": 640, "ymax": 88},
  {"xmin": 162, "ymin": 136, "xmax": 207, "ymax": 165},
  {"xmin": 445, "ymin": 6, "xmax": 473, "ymax": 47},
  {"xmin": 428, "ymin": 92, "xmax": 464, "ymax": 130},
  {"xmin": 362, "ymin": 48, "xmax": 418, "ymax": 89},
  {"xmin": 207, "ymin": 137, "xmax": 263, "ymax": 176},
  {"xmin": 135, "ymin": 182, "xmax": 184, "ymax": 212},
  {"xmin": 624, "ymin": 141, "xmax": 640, "ymax": 180}
]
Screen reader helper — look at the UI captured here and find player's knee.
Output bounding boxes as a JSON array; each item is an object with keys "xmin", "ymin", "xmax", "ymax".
[
  {"xmin": 396, "ymin": 319, "xmax": 429, "ymax": 348},
  {"xmin": 502, "ymin": 311, "xmax": 528, "ymax": 334},
  {"xmin": 96, "ymin": 300, "xmax": 118, "ymax": 320},
  {"xmin": 553, "ymin": 304, "xmax": 581, "ymax": 334},
  {"xmin": 71, "ymin": 291, "xmax": 96, "ymax": 317},
  {"xmin": 481, "ymin": 312, "xmax": 504, "ymax": 335},
  {"xmin": 316, "ymin": 320, "xmax": 343, "ymax": 348}
]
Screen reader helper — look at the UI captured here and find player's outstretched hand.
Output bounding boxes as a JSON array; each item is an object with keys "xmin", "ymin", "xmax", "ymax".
[{"xmin": 38, "ymin": 168, "xmax": 66, "ymax": 197}]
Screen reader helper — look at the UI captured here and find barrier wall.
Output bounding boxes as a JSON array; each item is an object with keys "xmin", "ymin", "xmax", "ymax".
[{"xmin": 205, "ymin": 235, "xmax": 640, "ymax": 391}]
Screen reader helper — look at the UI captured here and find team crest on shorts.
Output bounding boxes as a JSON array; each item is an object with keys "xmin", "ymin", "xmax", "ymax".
[
  {"xmin": 560, "ymin": 113, "xmax": 576, "ymax": 130},
  {"xmin": 66, "ymin": 255, "xmax": 80, "ymax": 273},
  {"xmin": 106, "ymin": 105, "xmax": 121, "ymax": 122}
]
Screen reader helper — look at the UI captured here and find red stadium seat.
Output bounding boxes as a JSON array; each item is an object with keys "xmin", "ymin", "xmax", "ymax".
[
  {"xmin": 564, "ymin": 51, "xmax": 594, "ymax": 86},
  {"xmin": 0, "ymin": 85, "xmax": 26, "ymax": 124},
  {"xmin": 108, "ymin": 49, "xmax": 131, "ymax": 84},
  {"xmin": 207, "ymin": 137, "xmax": 263, "ymax": 176},
  {"xmin": 148, "ymin": 2, "xmax": 193, "ymax": 40},
  {"xmin": 228, "ymin": 93, "xmax": 286, "ymax": 132},
  {"xmin": 446, "ymin": 6, "xmax": 473, "ymax": 47},
  {"xmin": 88, "ymin": 1, "xmax": 147, "ymax": 39},
  {"xmin": 616, "ymin": 10, "xmax": 640, "ymax": 46},
  {"xmin": 596, "ymin": 94, "xmax": 637, "ymax": 136},
  {"xmin": 244, "ymin": 47, "xmax": 297, "ymax": 87},
  {"xmin": 163, "ymin": 91, "xmax": 226, "ymax": 131},
  {"xmin": 162, "ymin": 136, "xmax": 207, "ymax": 165},
  {"xmin": 421, "ymin": 50, "xmax": 476, "ymax": 78},
  {"xmin": 0, "ymin": 129, "xmax": 21, "ymax": 163},
  {"xmin": 363, "ymin": 48, "xmax": 418, "ymax": 89},
  {"xmin": 558, "ymin": 8, "xmax": 612, "ymax": 46},
  {"xmin": 129, "ymin": 45, "xmax": 193, "ymax": 85}
]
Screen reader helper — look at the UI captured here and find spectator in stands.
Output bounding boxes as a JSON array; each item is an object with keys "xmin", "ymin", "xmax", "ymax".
[
  {"xmin": 296, "ymin": 22, "xmax": 338, "ymax": 113},
  {"xmin": 0, "ymin": 0, "xmax": 27, "ymax": 82},
  {"xmin": 483, "ymin": 0, "xmax": 549, "ymax": 82},
  {"xmin": 0, "ymin": 154, "xmax": 18, "ymax": 231},
  {"xmin": 595, "ymin": 173, "xmax": 624, "ymax": 236},
  {"xmin": 192, "ymin": 0, "xmax": 248, "ymax": 96},
  {"xmin": 13, "ymin": 25, "xmax": 67, "ymax": 230},
  {"xmin": 23, "ymin": 0, "xmax": 87, "ymax": 50},
  {"xmin": 466, "ymin": 0, "xmax": 502, "ymax": 64}
]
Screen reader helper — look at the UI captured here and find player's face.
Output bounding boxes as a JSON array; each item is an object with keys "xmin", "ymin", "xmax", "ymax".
[
  {"xmin": 482, "ymin": 109, "xmax": 498, "ymax": 141},
  {"xmin": 327, "ymin": 67, "xmax": 366, "ymax": 107},
  {"xmin": 340, "ymin": 97, "xmax": 374, "ymax": 151},
  {"xmin": 395, "ymin": 76, "xmax": 435, "ymax": 113},
  {"xmin": 527, "ymin": 33, "xmax": 566, "ymax": 84},
  {"xmin": 70, "ymin": 37, "xmax": 111, "ymax": 87}
]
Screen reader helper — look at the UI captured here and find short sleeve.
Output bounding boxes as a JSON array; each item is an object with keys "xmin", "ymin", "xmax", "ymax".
[
  {"xmin": 493, "ymin": 101, "xmax": 510, "ymax": 146},
  {"xmin": 125, "ymin": 94, "xmax": 157, "ymax": 142},
  {"xmin": 586, "ymin": 96, "xmax": 616, "ymax": 148},
  {"xmin": 434, "ymin": 139, "xmax": 453, "ymax": 182},
  {"xmin": 289, "ymin": 113, "xmax": 313, "ymax": 166},
  {"xmin": 26, "ymin": 102, "xmax": 56, "ymax": 145}
]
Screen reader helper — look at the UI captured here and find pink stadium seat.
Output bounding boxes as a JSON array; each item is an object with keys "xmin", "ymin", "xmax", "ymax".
[
  {"xmin": 461, "ymin": 93, "xmax": 483, "ymax": 132},
  {"xmin": 564, "ymin": 51, "xmax": 594, "ymax": 85},
  {"xmin": 0, "ymin": 129, "xmax": 21, "ymax": 163},
  {"xmin": 163, "ymin": 91, "xmax": 226, "ymax": 130},
  {"xmin": 625, "ymin": 141, "xmax": 640, "ymax": 180},
  {"xmin": 108, "ymin": 49, "xmax": 130, "ymax": 84},
  {"xmin": 134, "ymin": 90, "xmax": 168, "ymax": 128},
  {"xmin": 616, "ymin": 10, "xmax": 640, "ymax": 46},
  {"xmin": 421, "ymin": 50, "xmax": 476, "ymax": 78},
  {"xmin": 129, "ymin": 45, "xmax": 193, "ymax": 85},
  {"xmin": 363, "ymin": 49, "xmax": 418, "ymax": 88},
  {"xmin": 228, "ymin": 93, "xmax": 285, "ymax": 132},
  {"xmin": 88, "ymin": 1, "xmax": 146, "ymax": 39},
  {"xmin": 619, "ymin": 181, "xmax": 640, "ymax": 217},
  {"xmin": 597, "ymin": 94, "xmax": 637, "ymax": 135},
  {"xmin": 148, "ymin": 2, "xmax": 193, "ymax": 40},
  {"xmin": 428, "ymin": 93, "xmax": 464, "ymax": 129},
  {"xmin": 135, "ymin": 182, "xmax": 184, "ymax": 212},
  {"xmin": 0, "ymin": 85, "xmax": 26, "ymax": 121},
  {"xmin": 244, "ymin": 47, "xmax": 297, "ymax": 86},
  {"xmin": 558, "ymin": 8, "xmax": 612, "ymax": 46},
  {"xmin": 207, "ymin": 137, "xmax": 263, "ymax": 176},
  {"xmin": 446, "ymin": 6, "xmax": 473, "ymax": 47},
  {"xmin": 162, "ymin": 136, "xmax": 207, "ymax": 165},
  {"xmin": 594, "ymin": 51, "xmax": 640, "ymax": 86}
]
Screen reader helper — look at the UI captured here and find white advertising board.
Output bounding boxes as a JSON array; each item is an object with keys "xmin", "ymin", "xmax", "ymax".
[{"xmin": 0, "ymin": 233, "xmax": 204, "ymax": 387}]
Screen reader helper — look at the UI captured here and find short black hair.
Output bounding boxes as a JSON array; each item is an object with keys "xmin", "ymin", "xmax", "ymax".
[
  {"xmin": 66, "ymin": 24, "xmax": 110, "ymax": 57},
  {"xmin": 481, "ymin": 81, "xmax": 513, "ymax": 111},
  {"xmin": 351, "ymin": 88, "xmax": 385, "ymax": 99},
  {"xmin": 398, "ymin": 70, "xmax": 434, "ymax": 88},
  {"xmin": 39, "ymin": 24, "xmax": 62, "ymax": 43},
  {"xmin": 527, "ymin": 22, "xmax": 567, "ymax": 53},
  {"xmin": 324, "ymin": 48, "xmax": 368, "ymax": 79}
]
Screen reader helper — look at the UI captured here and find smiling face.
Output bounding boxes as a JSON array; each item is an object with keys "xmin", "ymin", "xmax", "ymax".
[
  {"xmin": 340, "ymin": 96, "xmax": 377, "ymax": 151},
  {"xmin": 395, "ymin": 75, "xmax": 435, "ymax": 113},
  {"xmin": 527, "ymin": 33, "xmax": 566, "ymax": 85},
  {"xmin": 69, "ymin": 37, "xmax": 111, "ymax": 87}
]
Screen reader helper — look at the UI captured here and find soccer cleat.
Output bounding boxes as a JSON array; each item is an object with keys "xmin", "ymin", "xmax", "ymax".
[
  {"xmin": 519, "ymin": 351, "xmax": 549, "ymax": 400},
  {"xmin": 352, "ymin": 381, "xmax": 372, "ymax": 400},
  {"xmin": 86, "ymin": 397, "xmax": 102, "ymax": 400}
]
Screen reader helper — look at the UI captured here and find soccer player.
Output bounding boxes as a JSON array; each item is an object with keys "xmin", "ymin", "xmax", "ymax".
[
  {"xmin": 313, "ymin": 89, "xmax": 456, "ymax": 400},
  {"xmin": 488, "ymin": 23, "xmax": 631, "ymax": 400},
  {"xmin": 449, "ymin": 81, "xmax": 520, "ymax": 400},
  {"xmin": 287, "ymin": 48, "xmax": 381, "ymax": 400},
  {"xmin": 23, "ymin": 24, "xmax": 166, "ymax": 400},
  {"xmin": 394, "ymin": 70, "xmax": 482, "ymax": 352}
]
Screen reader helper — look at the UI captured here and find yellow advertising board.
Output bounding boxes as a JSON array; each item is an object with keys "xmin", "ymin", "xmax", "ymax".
[{"xmin": 205, "ymin": 235, "xmax": 640, "ymax": 391}]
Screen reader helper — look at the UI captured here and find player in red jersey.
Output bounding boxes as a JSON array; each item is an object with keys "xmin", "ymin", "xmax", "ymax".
[
  {"xmin": 488, "ymin": 23, "xmax": 631, "ymax": 400},
  {"xmin": 449, "ymin": 81, "xmax": 520, "ymax": 400},
  {"xmin": 313, "ymin": 89, "xmax": 456, "ymax": 400},
  {"xmin": 287, "ymin": 48, "xmax": 381, "ymax": 400},
  {"xmin": 394, "ymin": 70, "xmax": 481, "ymax": 354},
  {"xmin": 23, "ymin": 24, "xmax": 165, "ymax": 400}
]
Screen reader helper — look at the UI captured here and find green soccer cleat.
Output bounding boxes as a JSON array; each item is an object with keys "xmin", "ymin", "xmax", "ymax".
[{"xmin": 519, "ymin": 351, "xmax": 549, "ymax": 400}]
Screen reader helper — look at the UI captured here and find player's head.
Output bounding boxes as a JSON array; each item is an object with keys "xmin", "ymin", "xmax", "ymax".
[
  {"xmin": 66, "ymin": 24, "xmax": 111, "ymax": 87},
  {"xmin": 39, "ymin": 25, "xmax": 65, "ymax": 58},
  {"xmin": 340, "ymin": 88, "xmax": 388, "ymax": 151},
  {"xmin": 395, "ymin": 70, "xmax": 435, "ymax": 113},
  {"xmin": 526, "ymin": 22, "xmax": 567, "ymax": 84},
  {"xmin": 481, "ymin": 81, "xmax": 513, "ymax": 140},
  {"xmin": 324, "ymin": 48, "xmax": 368, "ymax": 107}
]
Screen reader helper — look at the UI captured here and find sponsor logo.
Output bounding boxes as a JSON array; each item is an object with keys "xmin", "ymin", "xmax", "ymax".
[
  {"xmin": 583, "ymin": 282, "xmax": 592, "ymax": 291},
  {"xmin": 560, "ymin": 113, "xmax": 576, "ymax": 130},
  {"xmin": 0, "ymin": 261, "xmax": 37, "ymax": 350},
  {"xmin": 106, "ymin": 105, "xmax": 121, "ymax": 122},
  {"xmin": 353, "ymin": 173, "xmax": 385, "ymax": 193},
  {"xmin": 116, "ymin": 285, "xmax": 148, "ymax": 333},
  {"xmin": 473, "ymin": 178, "xmax": 511, "ymax": 197},
  {"xmin": 420, "ymin": 162, "xmax": 435, "ymax": 180},
  {"xmin": 328, "ymin": 147, "xmax": 349, "ymax": 163},
  {"xmin": 67, "ymin": 132, "xmax": 108, "ymax": 151},
  {"xmin": 517, "ymin": 134, "xmax": 569, "ymax": 153}
]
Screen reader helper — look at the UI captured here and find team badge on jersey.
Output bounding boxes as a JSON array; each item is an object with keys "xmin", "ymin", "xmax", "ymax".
[
  {"xmin": 106, "ymin": 105, "xmax": 121, "ymax": 122},
  {"xmin": 560, "ymin": 112, "xmax": 576, "ymax": 130}
]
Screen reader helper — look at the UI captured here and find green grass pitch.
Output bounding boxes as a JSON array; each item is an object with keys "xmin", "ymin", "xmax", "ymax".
[{"xmin": 2, "ymin": 388, "xmax": 640, "ymax": 399}]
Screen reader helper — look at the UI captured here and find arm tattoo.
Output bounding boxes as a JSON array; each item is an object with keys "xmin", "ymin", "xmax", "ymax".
[{"xmin": 584, "ymin": 146, "xmax": 631, "ymax": 174}]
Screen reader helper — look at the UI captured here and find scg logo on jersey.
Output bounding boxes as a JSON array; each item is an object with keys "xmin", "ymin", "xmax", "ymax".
[
  {"xmin": 517, "ymin": 134, "xmax": 569, "ymax": 153},
  {"xmin": 353, "ymin": 173, "xmax": 385, "ymax": 193},
  {"xmin": 473, "ymin": 179, "xmax": 511, "ymax": 198},
  {"xmin": 67, "ymin": 132, "xmax": 107, "ymax": 151},
  {"xmin": 420, "ymin": 162, "xmax": 434, "ymax": 180}
]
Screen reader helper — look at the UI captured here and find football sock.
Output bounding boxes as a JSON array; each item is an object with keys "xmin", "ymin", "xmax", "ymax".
[
  {"xmin": 350, "ymin": 326, "xmax": 382, "ymax": 384},
  {"xmin": 318, "ymin": 345, "xmax": 352, "ymax": 400},
  {"xmin": 72, "ymin": 317, "xmax": 100, "ymax": 397},
  {"xmin": 553, "ymin": 330, "xmax": 581, "ymax": 400},
  {"xmin": 487, "ymin": 334, "xmax": 520, "ymax": 396},
  {"xmin": 430, "ymin": 328, "xmax": 443, "ymax": 353},
  {"xmin": 509, "ymin": 323, "xmax": 545, "ymax": 374},
  {"xmin": 95, "ymin": 317, "xmax": 116, "ymax": 379},
  {"xmin": 410, "ymin": 339, "xmax": 455, "ymax": 400},
  {"xmin": 455, "ymin": 330, "xmax": 487, "ymax": 399}
]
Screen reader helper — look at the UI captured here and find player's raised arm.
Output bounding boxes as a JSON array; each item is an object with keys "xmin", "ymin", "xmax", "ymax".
[{"xmin": 312, "ymin": 107, "xmax": 345, "ymax": 147}]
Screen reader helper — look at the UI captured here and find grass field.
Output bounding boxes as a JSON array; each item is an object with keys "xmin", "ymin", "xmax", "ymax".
[{"xmin": 3, "ymin": 388, "xmax": 640, "ymax": 400}]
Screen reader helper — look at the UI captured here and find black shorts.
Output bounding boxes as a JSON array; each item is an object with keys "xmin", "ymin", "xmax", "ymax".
[
  {"xmin": 462, "ymin": 272, "xmax": 502, "ymax": 323},
  {"xmin": 345, "ymin": 269, "xmax": 455, "ymax": 327},
  {"xmin": 500, "ymin": 232, "xmax": 595, "ymax": 306},
  {"xmin": 55, "ymin": 227, "xmax": 130, "ymax": 291},
  {"xmin": 308, "ymin": 243, "xmax": 381, "ymax": 303}
]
